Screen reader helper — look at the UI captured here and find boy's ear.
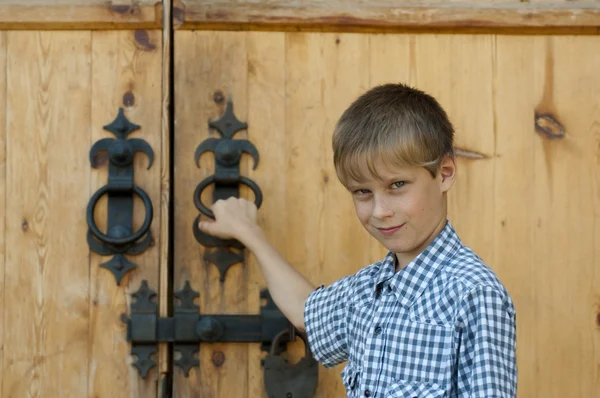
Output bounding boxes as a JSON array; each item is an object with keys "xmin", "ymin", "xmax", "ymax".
[{"xmin": 439, "ymin": 155, "xmax": 457, "ymax": 193}]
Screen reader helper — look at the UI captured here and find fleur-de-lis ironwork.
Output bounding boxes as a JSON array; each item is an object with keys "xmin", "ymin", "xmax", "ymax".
[
  {"xmin": 192, "ymin": 99, "xmax": 263, "ymax": 281},
  {"xmin": 86, "ymin": 108, "xmax": 154, "ymax": 285}
]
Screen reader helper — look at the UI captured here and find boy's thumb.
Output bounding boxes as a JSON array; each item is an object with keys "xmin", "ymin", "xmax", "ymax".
[{"xmin": 198, "ymin": 220, "xmax": 216, "ymax": 234}]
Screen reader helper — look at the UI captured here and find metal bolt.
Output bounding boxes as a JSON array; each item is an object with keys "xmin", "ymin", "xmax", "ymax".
[{"xmin": 196, "ymin": 317, "xmax": 224, "ymax": 342}]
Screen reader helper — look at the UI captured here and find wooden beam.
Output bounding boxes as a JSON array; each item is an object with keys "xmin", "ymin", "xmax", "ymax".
[
  {"xmin": 0, "ymin": 1, "xmax": 162, "ymax": 30},
  {"xmin": 176, "ymin": 0, "xmax": 600, "ymax": 30}
]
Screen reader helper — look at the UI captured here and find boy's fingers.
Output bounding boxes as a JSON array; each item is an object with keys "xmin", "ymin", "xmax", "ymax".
[
  {"xmin": 198, "ymin": 220, "xmax": 217, "ymax": 234},
  {"xmin": 198, "ymin": 220, "xmax": 231, "ymax": 239}
]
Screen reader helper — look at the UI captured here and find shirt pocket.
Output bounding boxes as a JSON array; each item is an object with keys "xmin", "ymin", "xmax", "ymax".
[
  {"xmin": 385, "ymin": 380, "xmax": 446, "ymax": 398},
  {"xmin": 341, "ymin": 362, "xmax": 361, "ymax": 397},
  {"xmin": 385, "ymin": 320, "xmax": 455, "ymax": 385}
]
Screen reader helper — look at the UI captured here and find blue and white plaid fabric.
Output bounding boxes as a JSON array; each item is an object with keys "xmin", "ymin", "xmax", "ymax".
[{"xmin": 304, "ymin": 221, "xmax": 517, "ymax": 397}]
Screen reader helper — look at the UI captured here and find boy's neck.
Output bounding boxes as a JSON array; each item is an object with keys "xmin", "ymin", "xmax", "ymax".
[{"xmin": 394, "ymin": 218, "xmax": 448, "ymax": 272}]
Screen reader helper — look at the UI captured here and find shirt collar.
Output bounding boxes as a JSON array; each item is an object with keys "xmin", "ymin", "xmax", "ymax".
[{"xmin": 373, "ymin": 220, "xmax": 462, "ymax": 307}]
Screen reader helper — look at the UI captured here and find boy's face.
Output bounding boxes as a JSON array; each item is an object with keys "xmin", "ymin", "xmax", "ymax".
[{"xmin": 345, "ymin": 156, "xmax": 456, "ymax": 268}]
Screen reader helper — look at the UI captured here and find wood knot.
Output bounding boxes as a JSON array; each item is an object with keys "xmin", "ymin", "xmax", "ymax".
[
  {"xmin": 212, "ymin": 351, "xmax": 225, "ymax": 367},
  {"xmin": 173, "ymin": 7, "xmax": 185, "ymax": 24},
  {"xmin": 108, "ymin": 4, "xmax": 141, "ymax": 16},
  {"xmin": 123, "ymin": 91, "xmax": 135, "ymax": 107},
  {"xmin": 109, "ymin": 5, "xmax": 130, "ymax": 15},
  {"xmin": 213, "ymin": 91, "xmax": 225, "ymax": 104},
  {"xmin": 21, "ymin": 219, "xmax": 29, "ymax": 232},
  {"xmin": 134, "ymin": 30, "xmax": 156, "ymax": 51},
  {"xmin": 535, "ymin": 113, "xmax": 565, "ymax": 140}
]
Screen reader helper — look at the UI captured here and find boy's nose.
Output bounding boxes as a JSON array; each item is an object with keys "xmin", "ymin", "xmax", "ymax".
[{"xmin": 372, "ymin": 197, "xmax": 394, "ymax": 220}]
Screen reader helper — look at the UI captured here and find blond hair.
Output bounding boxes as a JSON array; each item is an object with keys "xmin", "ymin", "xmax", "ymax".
[{"xmin": 332, "ymin": 83, "xmax": 454, "ymax": 186}]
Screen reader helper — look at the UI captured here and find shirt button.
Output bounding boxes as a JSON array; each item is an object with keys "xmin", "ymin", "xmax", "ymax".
[
  {"xmin": 374, "ymin": 325, "xmax": 382, "ymax": 335},
  {"xmin": 364, "ymin": 390, "xmax": 371, "ymax": 397}
]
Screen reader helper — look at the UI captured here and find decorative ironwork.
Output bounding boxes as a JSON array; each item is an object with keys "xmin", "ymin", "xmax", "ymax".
[
  {"xmin": 125, "ymin": 280, "xmax": 294, "ymax": 378},
  {"xmin": 86, "ymin": 108, "xmax": 154, "ymax": 285},
  {"xmin": 192, "ymin": 99, "xmax": 263, "ymax": 281}
]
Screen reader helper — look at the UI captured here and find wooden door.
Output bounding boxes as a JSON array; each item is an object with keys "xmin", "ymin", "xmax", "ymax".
[
  {"xmin": 1, "ymin": 1, "xmax": 600, "ymax": 398},
  {"xmin": 172, "ymin": 1, "xmax": 600, "ymax": 397},
  {"xmin": 0, "ymin": 1, "xmax": 169, "ymax": 397}
]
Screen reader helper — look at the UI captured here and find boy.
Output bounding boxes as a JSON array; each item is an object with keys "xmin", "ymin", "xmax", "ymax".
[{"xmin": 198, "ymin": 84, "xmax": 517, "ymax": 397}]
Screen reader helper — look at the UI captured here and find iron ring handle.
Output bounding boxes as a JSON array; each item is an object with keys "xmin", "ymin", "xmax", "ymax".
[
  {"xmin": 87, "ymin": 184, "xmax": 153, "ymax": 245},
  {"xmin": 194, "ymin": 176, "xmax": 263, "ymax": 219}
]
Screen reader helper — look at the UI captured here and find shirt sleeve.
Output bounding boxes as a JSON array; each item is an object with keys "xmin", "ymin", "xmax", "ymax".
[
  {"xmin": 303, "ymin": 275, "xmax": 353, "ymax": 368},
  {"xmin": 456, "ymin": 285, "xmax": 518, "ymax": 397}
]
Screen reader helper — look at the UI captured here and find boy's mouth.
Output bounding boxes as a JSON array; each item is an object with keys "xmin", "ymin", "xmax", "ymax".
[{"xmin": 376, "ymin": 223, "xmax": 405, "ymax": 236}]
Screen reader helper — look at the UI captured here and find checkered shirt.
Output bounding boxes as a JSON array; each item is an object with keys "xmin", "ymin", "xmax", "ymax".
[{"xmin": 304, "ymin": 221, "xmax": 517, "ymax": 397}]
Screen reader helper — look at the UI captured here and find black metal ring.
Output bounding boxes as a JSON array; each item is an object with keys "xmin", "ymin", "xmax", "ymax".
[
  {"xmin": 87, "ymin": 185, "xmax": 153, "ymax": 245},
  {"xmin": 193, "ymin": 176, "xmax": 263, "ymax": 219}
]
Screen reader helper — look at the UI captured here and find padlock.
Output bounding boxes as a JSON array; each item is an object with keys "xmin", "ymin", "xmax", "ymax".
[{"xmin": 263, "ymin": 329, "xmax": 319, "ymax": 398}]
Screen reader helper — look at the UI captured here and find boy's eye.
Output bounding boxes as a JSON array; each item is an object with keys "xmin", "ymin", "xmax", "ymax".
[
  {"xmin": 391, "ymin": 181, "xmax": 405, "ymax": 189},
  {"xmin": 354, "ymin": 189, "xmax": 371, "ymax": 195}
]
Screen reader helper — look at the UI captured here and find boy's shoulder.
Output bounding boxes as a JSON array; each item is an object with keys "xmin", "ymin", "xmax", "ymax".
[
  {"xmin": 440, "ymin": 245, "xmax": 505, "ymax": 292},
  {"xmin": 441, "ymin": 244, "xmax": 512, "ymax": 303},
  {"xmin": 428, "ymin": 244, "xmax": 516, "ymax": 324}
]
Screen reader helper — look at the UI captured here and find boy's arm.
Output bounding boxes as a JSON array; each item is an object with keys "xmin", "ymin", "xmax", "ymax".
[
  {"xmin": 456, "ymin": 286, "xmax": 518, "ymax": 398},
  {"xmin": 197, "ymin": 197, "xmax": 315, "ymax": 331}
]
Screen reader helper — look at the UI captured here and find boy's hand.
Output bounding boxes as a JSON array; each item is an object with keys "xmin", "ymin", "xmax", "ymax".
[{"xmin": 197, "ymin": 197, "xmax": 259, "ymax": 241}]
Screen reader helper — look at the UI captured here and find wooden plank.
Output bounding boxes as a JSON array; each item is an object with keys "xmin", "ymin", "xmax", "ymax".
[
  {"xmin": 173, "ymin": 31, "xmax": 249, "ymax": 397},
  {"xmin": 157, "ymin": 0, "xmax": 172, "ymax": 396},
  {"xmin": 0, "ymin": 0, "xmax": 162, "ymax": 30},
  {"xmin": 411, "ymin": 34, "xmax": 496, "ymax": 262},
  {"xmin": 526, "ymin": 35, "xmax": 599, "ymax": 398},
  {"xmin": 595, "ymin": 106, "xmax": 600, "ymax": 397},
  {"xmin": 177, "ymin": 0, "xmax": 600, "ymax": 30},
  {"xmin": 3, "ymin": 31, "xmax": 91, "ymax": 397},
  {"xmin": 284, "ymin": 32, "xmax": 371, "ymax": 397},
  {"xmin": 494, "ymin": 35, "xmax": 600, "ymax": 397},
  {"xmin": 0, "ymin": 31, "xmax": 5, "ymax": 398},
  {"xmin": 88, "ymin": 30, "xmax": 163, "ymax": 398},
  {"xmin": 245, "ymin": 31, "xmax": 286, "ymax": 398},
  {"xmin": 493, "ymin": 35, "xmax": 538, "ymax": 398}
]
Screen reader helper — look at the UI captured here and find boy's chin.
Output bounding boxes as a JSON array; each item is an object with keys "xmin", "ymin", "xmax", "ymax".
[{"xmin": 376, "ymin": 239, "xmax": 414, "ymax": 255}]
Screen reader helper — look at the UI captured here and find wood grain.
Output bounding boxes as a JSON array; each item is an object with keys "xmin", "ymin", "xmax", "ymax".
[
  {"xmin": 172, "ymin": 30, "xmax": 600, "ymax": 397},
  {"xmin": 492, "ymin": 36, "xmax": 538, "ymax": 398},
  {"xmin": 527, "ymin": 35, "xmax": 599, "ymax": 398},
  {"xmin": 0, "ymin": 0, "xmax": 162, "ymax": 30},
  {"xmin": 173, "ymin": 31, "xmax": 250, "ymax": 397},
  {"xmin": 595, "ymin": 90, "xmax": 600, "ymax": 398},
  {"xmin": 157, "ymin": 1, "xmax": 172, "ymax": 396},
  {"xmin": 178, "ymin": 0, "xmax": 600, "ymax": 30},
  {"xmin": 3, "ymin": 31, "xmax": 91, "ymax": 398},
  {"xmin": 0, "ymin": 31, "xmax": 6, "ymax": 398},
  {"xmin": 245, "ymin": 31, "xmax": 286, "ymax": 398},
  {"xmin": 415, "ymin": 34, "xmax": 496, "ymax": 262},
  {"xmin": 493, "ymin": 35, "xmax": 600, "ymax": 398},
  {"xmin": 88, "ymin": 30, "xmax": 163, "ymax": 397}
]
